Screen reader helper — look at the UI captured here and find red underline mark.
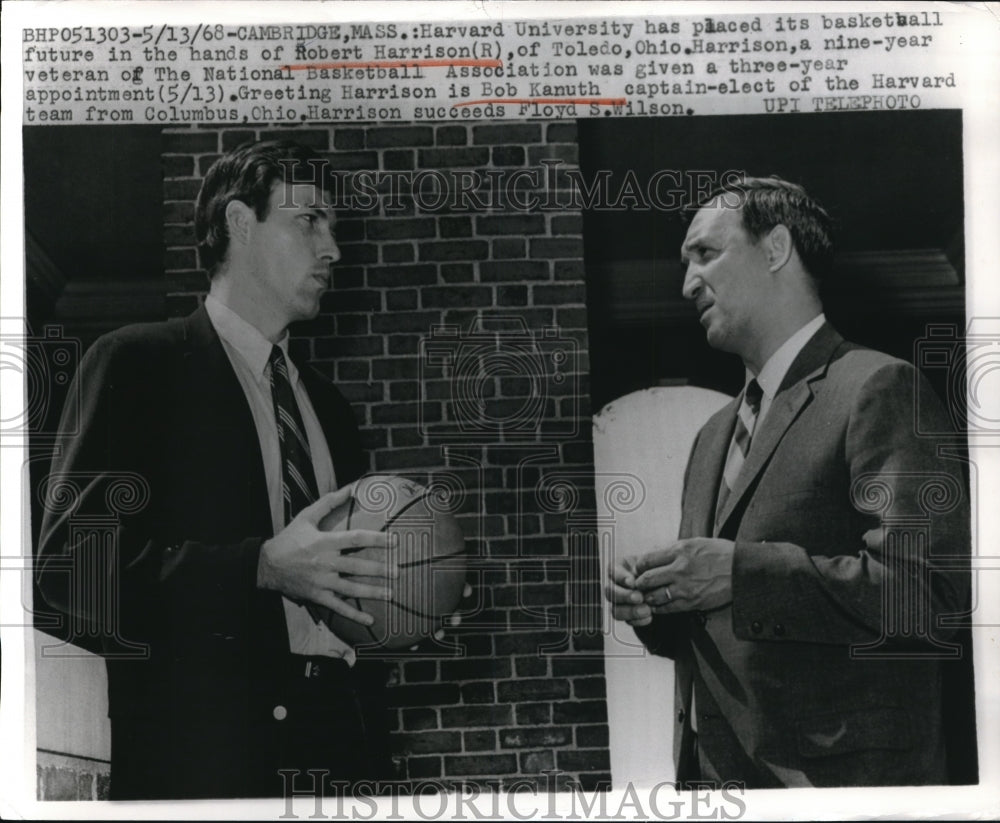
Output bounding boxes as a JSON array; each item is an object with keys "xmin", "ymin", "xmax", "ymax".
[
  {"xmin": 452, "ymin": 98, "xmax": 626, "ymax": 108},
  {"xmin": 281, "ymin": 59, "xmax": 503, "ymax": 71}
]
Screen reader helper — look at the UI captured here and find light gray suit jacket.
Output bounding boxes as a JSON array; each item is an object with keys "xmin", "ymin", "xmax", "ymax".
[{"xmin": 636, "ymin": 324, "xmax": 970, "ymax": 788}]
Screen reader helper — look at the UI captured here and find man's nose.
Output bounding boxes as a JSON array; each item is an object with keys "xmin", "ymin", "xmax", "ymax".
[
  {"xmin": 681, "ymin": 266, "xmax": 701, "ymax": 301},
  {"xmin": 317, "ymin": 237, "xmax": 341, "ymax": 265}
]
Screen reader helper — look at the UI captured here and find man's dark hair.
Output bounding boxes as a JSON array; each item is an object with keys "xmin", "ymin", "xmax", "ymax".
[
  {"xmin": 195, "ymin": 139, "xmax": 331, "ymax": 275},
  {"xmin": 693, "ymin": 175, "xmax": 835, "ymax": 281}
]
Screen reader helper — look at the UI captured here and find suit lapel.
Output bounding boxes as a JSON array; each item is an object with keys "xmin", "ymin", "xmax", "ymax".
[
  {"xmin": 685, "ymin": 406, "xmax": 738, "ymax": 538},
  {"xmin": 180, "ymin": 305, "xmax": 272, "ymax": 537},
  {"xmin": 714, "ymin": 324, "xmax": 846, "ymax": 534}
]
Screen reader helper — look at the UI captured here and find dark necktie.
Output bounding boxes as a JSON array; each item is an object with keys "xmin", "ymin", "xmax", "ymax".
[
  {"xmin": 269, "ymin": 345, "xmax": 328, "ymax": 626},
  {"xmin": 715, "ymin": 378, "xmax": 763, "ymax": 522},
  {"xmin": 268, "ymin": 345, "xmax": 320, "ymax": 524}
]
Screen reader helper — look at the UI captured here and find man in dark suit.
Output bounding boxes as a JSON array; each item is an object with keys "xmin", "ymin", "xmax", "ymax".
[
  {"xmin": 37, "ymin": 140, "xmax": 398, "ymax": 799},
  {"xmin": 607, "ymin": 177, "xmax": 971, "ymax": 788}
]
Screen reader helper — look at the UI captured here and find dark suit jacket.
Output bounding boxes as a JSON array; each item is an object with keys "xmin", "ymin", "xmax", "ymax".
[
  {"xmin": 36, "ymin": 305, "xmax": 373, "ymax": 798},
  {"xmin": 636, "ymin": 324, "xmax": 971, "ymax": 788}
]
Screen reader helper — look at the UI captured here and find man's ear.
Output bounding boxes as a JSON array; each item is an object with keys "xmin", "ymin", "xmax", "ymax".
[
  {"xmin": 224, "ymin": 199, "xmax": 255, "ymax": 250},
  {"xmin": 765, "ymin": 224, "xmax": 794, "ymax": 273}
]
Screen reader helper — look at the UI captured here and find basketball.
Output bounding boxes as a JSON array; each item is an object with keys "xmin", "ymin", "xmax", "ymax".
[{"xmin": 316, "ymin": 474, "xmax": 468, "ymax": 650}]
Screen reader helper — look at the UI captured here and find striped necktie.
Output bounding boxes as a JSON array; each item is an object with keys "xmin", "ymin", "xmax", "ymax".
[
  {"xmin": 268, "ymin": 345, "xmax": 319, "ymax": 526},
  {"xmin": 715, "ymin": 378, "xmax": 763, "ymax": 522}
]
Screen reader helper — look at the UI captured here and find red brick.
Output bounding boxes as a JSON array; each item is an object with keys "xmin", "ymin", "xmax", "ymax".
[
  {"xmin": 500, "ymin": 726, "xmax": 572, "ymax": 749},
  {"xmin": 440, "ymin": 217, "xmax": 473, "ymax": 238},
  {"xmin": 335, "ymin": 360, "xmax": 370, "ymax": 381},
  {"xmin": 386, "ymin": 290, "xmax": 419, "ymax": 311},
  {"xmin": 368, "ymin": 126, "xmax": 434, "ymax": 148},
  {"xmin": 440, "ymin": 263, "xmax": 475, "ymax": 283},
  {"xmin": 574, "ymin": 677, "xmax": 607, "ymax": 699},
  {"xmin": 383, "ymin": 149, "xmax": 415, "ymax": 171},
  {"xmin": 407, "ymin": 756, "xmax": 443, "ymax": 778},
  {"xmin": 530, "ymin": 238, "xmax": 584, "ymax": 259},
  {"xmin": 163, "ymin": 131, "xmax": 218, "ymax": 153},
  {"xmin": 463, "ymin": 730, "xmax": 497, "ymax": 752},
  {"xmin": 556, "ymin": 750, "xmax": 610, "ymax": 772},
  {"xmin": 497, "ymin": 678, "xmax": 570, "ymax": 702},
  {"xmin": 402, "ymin": 708, "xmax": 439, "ymax": 730},
  {"xmin": 259, "ymin": 129, "xmax": 330, "ymax": 149},
  {"xmin": 551, "ymin": 215, "xmax": 583, "ymax": 235},
  {"xmin": 371, "ymin": 401, "xmax": 439, "ymax": 425},
  {"xmin": 418, "ymin": 240, "xmax": 489, "ymax": 262},
  {"xmin": 480, "ymin": 261, "xmax": 550, "ymax": 282},
  {"xmin": 492, "ymin": 146, "xmax": 526, "ymax": 166},
  {"xmin": 444, "ymin": 754, "xmax": 517, "ymax": 776},
  {"xmin": 516, "ymin": 702, "xmax": 551, "ymax": 725},
  {"xmin": 373, "ymin": 311, "xmax": 441, "ymax": 334},
  {"xmin": 334, "ymin": 129, "xmax": 365, "ymax": 150},
  {"xmin": 422, "ymin": 286, "xmax": 492, "ymax": 309},
  {"xmin": 441, "ymin": 704, "xmax": 512, "ymax": 728},
  {"xmin": 576, "ymin": 724, "xmax": 610, "ymax": 748},
  {"xmin": 165, "ymin": 248, "xmax": 197, "ymax": 271},
  {"xmin": 520, "ymin": 750, "xmax": 556, "ymax": 773},
  {"xmin": 383, "ymin": 244, "xmax": 416, "ymax": 264},
  {"xmin": 372, "ymin": 357, "xmax": 419, "ymax": 380},
  {"xmin": 459, "ymin": 681, "xmax": 496, "ymax": 704},
  {"xmin": 472, "ymin": 124, "xmax": 542, "ymax": 145},
  {"xmin": 368, "ymin": 218, "xmax": 436, "ymax": 240},
  {"xmin": 533, "ymin": 284, "xmax": 587, "ymax": 305},
  {"xmin": 440, "ymin": 657, "xmax": 511, "ymax": 681},
  {"xmin": 476, "ymin": 215, "xmax": 546, "ymax": 235},
  {"xmin": 497, "ymin": 285, "xmax": 529, "ymax": 306},
  {"xmin": 546, "ymin": 123, "xmax": 578, "ymax": 142},
  {"xmin": 418, "ymin": 147, "xmax": 490, "ymax": 168},
  {"xmin": 397, "ymin": 730, "xmax": 462, "ymax": 754},
  {"xmin": 403, "ymin": 660, "xmax": 438, "ymax": 682},
  {"xmin": 515, "ymin": 655, "xmax": 549, "ymax": 677},
  {"xmin": 436, "ymin": 126, "xmax": 468, "ymax": 146},
  {"xmin": 368, "ymin": 264, "xmax": 438, "ymax": 287},
  {"xmin": 335, "ymin": 314, "xmax": 370, "ymax": 335},
  {"xmin": 326, "ymin": 150, "xmax": 379, "ymax": 170},
  {"xmin": 221, "ymin": 129, "xmax": 258, "ymax": 151},
  {"xmin": 552, "ymin": 657, "xmax": 604, "ymax": 677},
  {"xmin": 553, "ymin": 700, "xmax": 607, "ymax": 724}
]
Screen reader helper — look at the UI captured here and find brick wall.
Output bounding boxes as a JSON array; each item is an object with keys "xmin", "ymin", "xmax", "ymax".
[{"xmin": 161, "ymin": 122, "xmax": 609, "ymax": 790}]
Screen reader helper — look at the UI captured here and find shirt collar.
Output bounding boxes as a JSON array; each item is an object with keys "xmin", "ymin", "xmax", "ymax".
[
  {"xmin": 204, "ymin": 294, "xmax": 295, "ymax": 383},
  {"xmin": 746, "ymin": 313, "xmax": 826, "ymax": 402}
]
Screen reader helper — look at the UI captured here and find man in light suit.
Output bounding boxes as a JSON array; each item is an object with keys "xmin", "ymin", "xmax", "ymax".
[
  {"xmin": 607, "ymin": 177, "xmax": 971, "ymax": 788},
  {"xmin": 37, "ymin": 140, "xmax": 398, "ymax": 798}
]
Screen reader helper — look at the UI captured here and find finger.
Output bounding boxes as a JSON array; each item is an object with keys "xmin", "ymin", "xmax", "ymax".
[
  {"xmin": 325, "ymin": 576, "xmax": 394, "ymax": 602},
  {"xmin": 332, "ymin": 554, "xmax": 399, "ymax": 579},
  {"xmin": 604, "ymin": 581, "xmax": 643, "ymax": 605},
  {"xmin": 643, "ymin": 585, "xmax": 674, "ymax": 607},
  {"xmin": 308, "ymin": 590, "xmax": 375, "ymax": 626},
  {"xmin": 613, "ymin": 602, "xmax": 651, "ymax": 623},
  {"xmin": 300, "ymin": 485, "xmax": 355, "ymax": 523},
  {"xmin": 322, "ymin": 529, "xmax": 391, "ymax": 553},
  {"xmin": 633, "ymin": 546, "xmax": 680, "ymax": 575},
  {"xmin": 634, "ymin": 565, "xmax": 678, "ymax": 591},
  {"xmin": 607, "ymin": 561, "xmax": 637, "ymax": 588}
]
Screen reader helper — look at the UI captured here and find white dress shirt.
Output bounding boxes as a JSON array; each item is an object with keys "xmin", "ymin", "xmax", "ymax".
[
  {"xmin": 205, "ymin": 295, "xmax": 354, "ymax": 662},
  {"xmin": 748, "ymin": 313, "xmax": 826, "ymax": 425}
]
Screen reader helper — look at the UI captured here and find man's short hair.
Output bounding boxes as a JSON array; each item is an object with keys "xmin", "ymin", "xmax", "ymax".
[
  {"xmin": 694, "ymin": 176, "xmax": 835, "ymax": 281},
  {"xmin": 195, "ymin": 139, "xmax": 331, "ymax": 275}
]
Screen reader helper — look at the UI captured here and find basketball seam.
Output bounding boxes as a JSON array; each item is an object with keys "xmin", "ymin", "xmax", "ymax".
[{"xmin": 380, "ymin": 489, "xmax": 432, "ymax": 531}]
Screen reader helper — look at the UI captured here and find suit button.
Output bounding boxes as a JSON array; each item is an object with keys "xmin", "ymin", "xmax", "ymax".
[
  {"xmin": 773, "ymin": 623, "xmax": 786, "ymax": 637},
  {"xmin": 677, "ymin": 708, "xmax": 685, "ymax": 724},
  {"xmin": 273, "ymin": 705, "xmax": 287, "ymax": 721},
  {"xmin": 751, "ymin": 621, "xmax": 763, "ymax": 635}
]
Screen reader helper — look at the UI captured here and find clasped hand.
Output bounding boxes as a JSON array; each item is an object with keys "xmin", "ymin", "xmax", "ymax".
[
  {"xmin": 257, "ymin": 484, "xmax": 397, "ymax": 627},
  {"xmin": 605, "ymin": 537, "xmax": 736, "ymax": 627}
]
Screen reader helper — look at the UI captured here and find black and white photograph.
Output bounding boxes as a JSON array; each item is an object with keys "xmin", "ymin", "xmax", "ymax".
[{"xmin": 3, "ymin": 2, "xmax": 999, "ymax": 820}]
